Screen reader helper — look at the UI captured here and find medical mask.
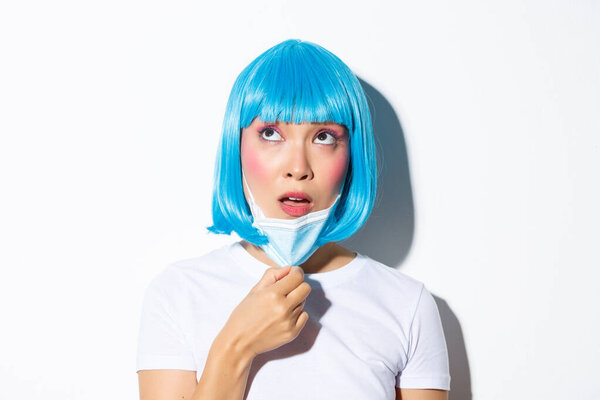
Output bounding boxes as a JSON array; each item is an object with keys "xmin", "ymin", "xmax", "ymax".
[{"xmin": 242, "ymin": 172, "xmax": 341, "ymax": 267}]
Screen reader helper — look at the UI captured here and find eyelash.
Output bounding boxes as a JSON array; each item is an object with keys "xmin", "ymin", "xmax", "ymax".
[{"xmin": 258, "ymin": 127, "xmax": 339, "ymax": 145}]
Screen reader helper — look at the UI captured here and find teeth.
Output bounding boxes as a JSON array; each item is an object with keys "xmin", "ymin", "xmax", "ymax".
[{"xmin": 289, "ymin": 197, "xmax": 303, "ymax": 201}]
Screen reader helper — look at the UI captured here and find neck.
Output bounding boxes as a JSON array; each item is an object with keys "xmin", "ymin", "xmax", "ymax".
[{"xmin": 240, "ymin": 240, "xmax": 356, "ymax": 274}]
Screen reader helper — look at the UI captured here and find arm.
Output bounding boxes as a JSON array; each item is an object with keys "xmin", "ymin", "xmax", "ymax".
[
  {"xmin": 395, "ymin": 286, "xmax": 450, "ymax": 399},
  {"xmin": 396, "ymin": 388, "xmax": 448, "ymax": 400},
  {"xmin": 138, "ymin": 330, "xmax": 256, "ymax": 400},
  {"xmin": 138, "ymin": 370, "xmax": 196, "ymax": 400},
  {"xmin": 138, "ymin": 266, "xmax": 307, "ymax": 400},
  {"xmin": 192, "ymin": 331, "xmax": 255, "ymax": 400}
]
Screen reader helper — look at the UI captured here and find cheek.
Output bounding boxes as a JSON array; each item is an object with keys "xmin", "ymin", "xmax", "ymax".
[
  {"xmin": 240, "ymin": 143, "xmax": 269, "ymax": 180},
  {"xmin": 325, "ymin": 152, "xmax": 349, "ymax": 188}
]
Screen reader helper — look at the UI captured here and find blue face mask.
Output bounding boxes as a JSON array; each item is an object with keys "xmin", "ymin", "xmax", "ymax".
[{"xmin": 242, "ymin": 172, "xmax": 341, "ymax": 267}]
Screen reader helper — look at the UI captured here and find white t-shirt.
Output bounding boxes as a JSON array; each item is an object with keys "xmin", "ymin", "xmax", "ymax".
[{"xmin": 136, "ymin": 241, "xmax": 451, "ymax": 398}]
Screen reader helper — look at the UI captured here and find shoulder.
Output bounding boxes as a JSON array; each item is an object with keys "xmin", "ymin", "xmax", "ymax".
[
  {"xmin": 144, "ymin": 242, "xmax": 237, "ymax": 297},
  {"xmin": 333, "ymin": 245, "xmax": 428, "ymax": 317},
  {"xmin": 169, "ymin": 242, "xmax": 235, "ymax": 272},
  {"xmin": 351, "ymin": 249, "xmax": 426, "ymax": 296}
]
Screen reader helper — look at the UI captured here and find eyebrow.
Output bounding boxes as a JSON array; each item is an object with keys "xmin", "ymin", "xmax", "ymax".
[{"xmin": 254, "ymin": 120, "xmax": 348, "ymax": 137}]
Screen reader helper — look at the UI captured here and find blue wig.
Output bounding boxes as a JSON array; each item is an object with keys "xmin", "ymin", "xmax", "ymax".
[{"xmin": 206, "ymin": 39, "xmax": 377, "ymax": 246}]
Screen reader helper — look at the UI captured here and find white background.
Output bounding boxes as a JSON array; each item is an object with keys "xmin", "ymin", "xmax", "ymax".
[{"xmin": 1, "ymin": 1, "xmax": 598, "ymax": 399}]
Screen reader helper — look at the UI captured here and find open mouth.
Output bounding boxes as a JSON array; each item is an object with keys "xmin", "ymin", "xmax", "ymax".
[
  {"xmin": 279, "ymin": 197, "xmax": 311, "ymax": 207},
  {"xmin": 278, "ymin": 192, "xmax": 313, "ymax": 216}
]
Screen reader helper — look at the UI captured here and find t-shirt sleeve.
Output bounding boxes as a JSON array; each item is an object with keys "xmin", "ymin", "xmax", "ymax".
[
  {"xmin": 395, "ymin": 284, "xmax": 451, "ymax": 390},
  {"xmin": 136, "ymin": 267, "xmax": 196, "ymax": 372}
]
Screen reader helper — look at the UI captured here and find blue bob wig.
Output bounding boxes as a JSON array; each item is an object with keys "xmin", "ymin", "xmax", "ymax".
[{"xmin": 206, "ymin": 39, "xmax": 378, "ymax": 246}]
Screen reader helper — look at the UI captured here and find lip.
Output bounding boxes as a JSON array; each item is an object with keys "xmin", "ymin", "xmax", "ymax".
[
  {"xmin": 279, "ymin": 201, "xmax": 313, "ymax": 217},
  {"xmin": 278, "ymin": 191, "xmax": 313, "ymax": 202},
  {"xmin": 278, "ymin": 191, "xmax": 314, "ymax": 217}
]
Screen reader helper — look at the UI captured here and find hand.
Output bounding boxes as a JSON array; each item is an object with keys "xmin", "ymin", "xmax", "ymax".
[{"xmin": 222, "ymin": 265, "xmax": 311, "ymax": 357}]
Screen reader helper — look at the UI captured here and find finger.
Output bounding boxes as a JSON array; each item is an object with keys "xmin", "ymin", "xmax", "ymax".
[
  {"xmin": 264, "ymin": 266, "xmax": 292, "ymax": 286},
  {"xmin": 295, "ymin": 310, "xmax": 309, "ymax": 330},
  {"xmin": 274, "ymin": 266, "xmax": 305, "ymax": 296},
  {"xmin": 290, "ymin": 298, "xmax": 306, "ymax": 316},
  {"xmin": 285, "ymin": 280, "xmax": 311, "ymax": 308},
  {"xmin": 272, "ymin": 265, "xmax": 293, "ymax": 282}
]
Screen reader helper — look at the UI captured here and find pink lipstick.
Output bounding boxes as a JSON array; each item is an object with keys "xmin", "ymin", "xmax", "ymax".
[{"xmin": 278, "ymin": 192, "xmax": 313, "ymax": 217}]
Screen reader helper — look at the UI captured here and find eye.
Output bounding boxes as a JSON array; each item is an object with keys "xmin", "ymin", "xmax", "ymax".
[
  {"xmin": 314, "ymin": 131, "xmax": 337, "ymax": 145},
  {"xmin": 259, "ymin": 127, "xmax": 283, "ymax": 141}
]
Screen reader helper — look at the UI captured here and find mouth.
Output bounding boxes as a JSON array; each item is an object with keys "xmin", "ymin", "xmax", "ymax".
[{"xmin": 278, "ymin": 192, "xmax": 313, "ymax": 217}]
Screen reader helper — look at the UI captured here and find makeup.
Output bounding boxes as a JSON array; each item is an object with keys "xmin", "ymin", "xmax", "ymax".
[{"xmin": 240, "ymin": 118, "xmax": 349, "ymax": 219}]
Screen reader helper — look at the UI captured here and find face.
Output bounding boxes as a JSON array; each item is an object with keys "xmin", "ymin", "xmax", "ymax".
[{"xmin": 240, "ymin": 117, "xmax": 350, "ymax": 219}]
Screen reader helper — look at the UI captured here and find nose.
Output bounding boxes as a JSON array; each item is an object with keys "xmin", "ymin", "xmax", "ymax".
[{"xmin": 283, "ymin": 144, "xmax": 314, "ymax": 181}]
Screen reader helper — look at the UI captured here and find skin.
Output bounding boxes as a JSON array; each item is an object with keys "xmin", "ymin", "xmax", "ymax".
[
  {"xmin": 138, "ymin": 119, "xmax": 449, "ymax": 399},
  {"xmin": 239, "ymin": 117, "xmax": 355, "ymax": 274},
  {"xmin": 239, "ymin": 117, "xmax": 349, "ymax": 220}
]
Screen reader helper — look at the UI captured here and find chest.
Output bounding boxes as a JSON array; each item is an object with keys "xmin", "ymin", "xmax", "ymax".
[{"xmin": 185, "ymin": 284, "xmax": 411, "ymax": 399}]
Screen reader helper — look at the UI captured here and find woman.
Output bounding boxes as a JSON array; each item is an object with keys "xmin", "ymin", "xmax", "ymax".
[{"xmin": 137, "ymin": 39, "xmax": 450, "ymax": 400}]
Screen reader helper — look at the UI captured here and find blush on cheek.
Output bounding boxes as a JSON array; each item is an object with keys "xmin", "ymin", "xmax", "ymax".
[
  {"xmin": 326, "ymin": 154, "xmax": 349, "ymax": 190},
  {"xmin": 241, "ymin": 146, "xmax": 269, "ymax": 180}
]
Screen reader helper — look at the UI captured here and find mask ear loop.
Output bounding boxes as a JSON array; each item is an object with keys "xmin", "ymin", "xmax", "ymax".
[
  {"xmin": 331, "ymin": 172, "xmax": 349, "ymax": 215},
  {"xmin": 315, "ymin": 173, "xmax": 348, "ymax": 246},
  {"xmin": 241, "ymin": 170, "xmax": 264, "ymax": 219}
]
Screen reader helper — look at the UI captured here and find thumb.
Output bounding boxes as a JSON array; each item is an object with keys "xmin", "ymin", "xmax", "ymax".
[{"xmin": 253, "ymin": 265, "xmax": 292, "ymax": 291}]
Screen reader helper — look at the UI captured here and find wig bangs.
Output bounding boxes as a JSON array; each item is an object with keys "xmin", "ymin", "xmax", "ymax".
[{"xmin": 239, "ymin": 46, "xmax": 355, "ymax": 131}]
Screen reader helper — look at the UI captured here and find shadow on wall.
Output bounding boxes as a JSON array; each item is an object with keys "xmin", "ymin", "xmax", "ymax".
[{"xmin": 340, "ymin": 78, "xmax": 472, "ymax": 400}]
